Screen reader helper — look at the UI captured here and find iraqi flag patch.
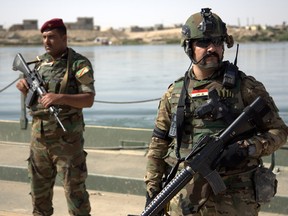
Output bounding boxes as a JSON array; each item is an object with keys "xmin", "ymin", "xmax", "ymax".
[{"xmin": 191, "ymin": 89, "xmax": 209, "ymax": 98}]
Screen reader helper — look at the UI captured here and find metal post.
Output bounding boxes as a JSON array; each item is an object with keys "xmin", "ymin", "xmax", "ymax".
[{"xmin": 19, "ymin": 74, "xmax": 28, "ymax": 129}]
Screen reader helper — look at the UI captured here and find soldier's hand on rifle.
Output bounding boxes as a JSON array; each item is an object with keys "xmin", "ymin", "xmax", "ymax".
[
  {"xmin": 218, "ymin": 141, "xmax": 250, "ymax": 168},
  {"xmin": 16, "ymin": 78, "xmax": 29, "ymax": 95},
  {"xmin": 40, "ymin": 93, "xmax": 62, "ymax": 108}
]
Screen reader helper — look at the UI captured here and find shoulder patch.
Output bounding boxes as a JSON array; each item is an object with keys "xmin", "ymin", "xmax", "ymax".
[
  {"xmin": 75, "ymin": 66, "xmax": 94, "ymax": 84},
  {"xmin": 76, "ymin": 66, "xmax": 90, "ymax": 78}
]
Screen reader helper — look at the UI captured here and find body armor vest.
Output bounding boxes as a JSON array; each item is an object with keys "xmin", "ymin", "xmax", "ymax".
[{"xmin": 169, "ymin": 64, "xmax": 245, "ymax": 158}]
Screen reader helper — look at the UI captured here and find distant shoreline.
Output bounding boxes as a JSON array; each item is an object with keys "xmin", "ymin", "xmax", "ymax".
[{"xmin": 0, "ymin": 26, "xmax": 287, "ymax": 46}]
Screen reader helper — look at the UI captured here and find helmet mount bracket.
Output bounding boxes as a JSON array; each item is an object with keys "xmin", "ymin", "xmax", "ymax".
[{"xmin": 198, "ymin": 8, "xmax": 214, "ymax": 34}]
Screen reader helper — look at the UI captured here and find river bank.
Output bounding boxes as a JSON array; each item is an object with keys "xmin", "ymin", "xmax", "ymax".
[{"xmin": 0, "ymin": 26, "xmax": 287, "ymax": 46}]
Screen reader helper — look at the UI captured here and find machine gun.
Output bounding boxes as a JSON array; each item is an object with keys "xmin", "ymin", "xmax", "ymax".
[
  {"xmin": 12, "ymin": 53, "xmax": 66, "ymax": 132},
  {"xmin": 141, "ymin": 96, "xmax": 270, "ymax": 216}
]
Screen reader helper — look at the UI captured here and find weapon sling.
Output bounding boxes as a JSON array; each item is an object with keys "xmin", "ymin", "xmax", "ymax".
[
  {"xmin": 59, "ymin": 48, "xmax": 73, "ymax": 93},
  {"xmin": 164, "ymin": 71, "xmax": 190, "ymax": 186}
]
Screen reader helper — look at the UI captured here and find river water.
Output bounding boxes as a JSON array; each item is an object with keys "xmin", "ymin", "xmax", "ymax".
[{"xmin": 0, "ymin": 43, "xmax": 287, "ymax": 128}]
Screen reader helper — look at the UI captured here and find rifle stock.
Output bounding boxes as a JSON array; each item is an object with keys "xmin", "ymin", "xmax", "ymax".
[
  {"xmin": 141, "ymin": 96, "xmax": 270, "ymax": 216},
  {"xmin": 13, "ymin": 53, "xmax": 66, "ymax": 132}
]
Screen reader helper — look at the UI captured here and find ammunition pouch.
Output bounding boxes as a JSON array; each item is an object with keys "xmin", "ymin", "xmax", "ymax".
[
  {"xmin": 253, "ymin": 166, "xmax": 277, "ymax": 203},
  {"xmin": 30, "ymin": 109, "xmax": 50, "ymax": 119}
]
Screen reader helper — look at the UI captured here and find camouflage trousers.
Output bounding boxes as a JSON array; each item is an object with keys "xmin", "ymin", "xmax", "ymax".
[
  {"xmin": 169, "ymin": 172, "xmax": 260, "ymax": 216},
  {"xmin": 28, "ymin": 132, "xmax": 91, "ymax": 216}
]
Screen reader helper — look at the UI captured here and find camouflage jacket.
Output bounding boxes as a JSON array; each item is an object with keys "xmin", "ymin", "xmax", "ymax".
[
  {"xmin": 29, "ymin": 48, "xmax": 95, "ymax": 137},
  {"xmin": 144, "ymin": 62, "xmax": 288, "ymax": 196}
]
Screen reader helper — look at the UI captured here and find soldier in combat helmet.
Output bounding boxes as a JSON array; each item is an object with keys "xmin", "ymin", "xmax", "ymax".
[
  {"xmin": 144, "ymin": 8, "xmax": 288, "ymax": 216},
  {"xmin": 16, "ymin": 18, "xmax": 95, "ymax": 216}
]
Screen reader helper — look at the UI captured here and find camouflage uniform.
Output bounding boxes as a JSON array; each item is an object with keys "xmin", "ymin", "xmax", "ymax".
[
  {"xmin": 144, "ymin": 62, "xmax": 288, "ymax": 216},
  {"xmin": 28, "ymin": 48, "xmax": 95, "ymax": 216}
]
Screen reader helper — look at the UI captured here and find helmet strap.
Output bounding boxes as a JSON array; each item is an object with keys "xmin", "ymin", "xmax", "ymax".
[{"xmin": 184, "ymin": 40, "xmax": 198, "ymax": 64}]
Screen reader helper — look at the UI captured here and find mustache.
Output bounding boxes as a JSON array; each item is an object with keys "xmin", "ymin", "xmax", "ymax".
[
  {"xmin": 202, "ymin": 52, "xmax": 220, "ymax": 61},
  {"xmin": 194, "ymin": 52, "xmax": 220, "ymax": 64}
]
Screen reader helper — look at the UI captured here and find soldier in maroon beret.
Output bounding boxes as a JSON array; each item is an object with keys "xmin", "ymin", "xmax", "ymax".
[{"xmin": 16, "ymin": 18, "xmax": 95, "ymax": 216}]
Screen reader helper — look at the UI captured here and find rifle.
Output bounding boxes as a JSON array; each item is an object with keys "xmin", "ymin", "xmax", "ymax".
[
  {"xmin": 12, "ymin": 53, "xmax": 66, "ymax": 132},
  {"xmin": 141, "ymin": 96, "xmax": 270, "ymax": 216}
]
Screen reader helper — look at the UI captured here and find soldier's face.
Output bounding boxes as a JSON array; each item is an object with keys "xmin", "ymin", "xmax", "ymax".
[
  {"xmin": 42, "ymin": 29, "xmax": 67, "ymax": 59},
  {"xmin": 192, "ymin": 38, "xmax": 224, "ymax": 69}
]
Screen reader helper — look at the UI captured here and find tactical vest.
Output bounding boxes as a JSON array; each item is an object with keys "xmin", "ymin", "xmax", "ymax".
[{"xmin": 168, "ymin": 65, "xmax": 245, "ymax": 159}]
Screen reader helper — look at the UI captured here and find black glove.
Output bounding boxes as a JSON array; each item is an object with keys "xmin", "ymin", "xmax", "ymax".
[
  {"xmin": 218, "ymin": 142, "xmax": 249, "ymax": 168},
  {"xmin": 145, "ymin": 192, "xmax": 165, "ymax": 216}
]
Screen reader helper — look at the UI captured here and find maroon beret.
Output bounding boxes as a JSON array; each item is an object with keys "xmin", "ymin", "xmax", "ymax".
[{"xmin": 40, "ymin": 18, "xmax": 66, "ymax": 33}]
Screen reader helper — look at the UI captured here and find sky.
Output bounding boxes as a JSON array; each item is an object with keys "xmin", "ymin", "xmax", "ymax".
[{"xmin": 1, "ymin": 0, "xmax": 287, "ymax": 29}]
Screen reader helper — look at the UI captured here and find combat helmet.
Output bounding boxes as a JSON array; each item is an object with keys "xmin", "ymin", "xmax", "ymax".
[{"xmin": 181, "ymin": 8, "xmax": 234, "ymax": 60}]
